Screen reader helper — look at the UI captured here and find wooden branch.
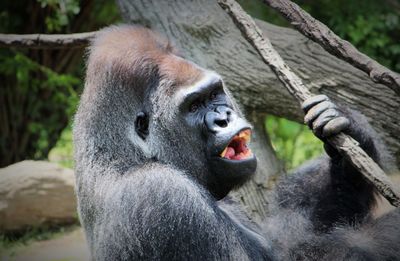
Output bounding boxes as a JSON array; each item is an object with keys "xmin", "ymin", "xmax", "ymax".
[
  {"xmin": 262, "ymin": 0, "xmax": 400, "ymax": 96},
  {"xmin": 0, "ymin": 32, "xmax": 96, "ymax": 49},
  {"xmin": 217, "ymin": 0, "xmax": 400, "ymax": 207}
]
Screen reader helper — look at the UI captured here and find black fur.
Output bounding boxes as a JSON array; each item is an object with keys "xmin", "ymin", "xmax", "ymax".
[{"xmin": 74, "ymin": 25, "xmax": 400, "ymax": 261}]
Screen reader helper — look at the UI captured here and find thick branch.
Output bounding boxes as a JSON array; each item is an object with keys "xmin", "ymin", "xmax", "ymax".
[
  {"xmin": 218, "ymin": 0, "xmax": 400, "ymax": 207},
  {"xmin": 262, "ymin": 0, "xmax": 400, "ymax": 96},
  {"xmin": 0, "ymin": 32, "xmax": 96, "ymax": 49}
]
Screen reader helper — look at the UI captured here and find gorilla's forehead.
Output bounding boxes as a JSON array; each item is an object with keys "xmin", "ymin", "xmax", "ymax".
[
  {"xmin": 87, "ymin": 25, "xmax": 209, "ymax": 97},
  {"xmin": 88, "ymin": 25, "xmax": 172, "ymax": 69},
  {"xmin": 158, "ymin": 55, "xmax": 208, "ymax": 95}
]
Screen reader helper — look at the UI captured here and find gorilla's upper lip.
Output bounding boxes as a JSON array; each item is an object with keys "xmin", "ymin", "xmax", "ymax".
[{"xmin": 218, "ymin": 128, "xmax": 253, "ymax": 161}]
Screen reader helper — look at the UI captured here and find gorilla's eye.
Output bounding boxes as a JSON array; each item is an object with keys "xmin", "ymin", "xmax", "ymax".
[
  {"xmin": 189, "ymin": 100, "xmax": 201, "ymax": 113},
  {"xmin": 210, "ymin": 90, "xmax": 218, "ymax": 100},
  {"xmin": 135, "ymin": 112, "xmax": 149, "ymax": 140}
]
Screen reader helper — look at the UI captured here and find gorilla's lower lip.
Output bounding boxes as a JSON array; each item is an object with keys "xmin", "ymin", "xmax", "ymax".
[
  {"xmin": 219, "ymin": 129, "xmax": 253, "ymax": 161},
  {"xmin": 217, "ymin": 154, "xmax": 256, "ymax": 163}
]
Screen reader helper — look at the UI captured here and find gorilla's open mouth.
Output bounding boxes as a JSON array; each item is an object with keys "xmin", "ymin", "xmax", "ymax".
[{"xmin": 219, "ymin": 129, "xmax": 252, "ymax": 160}]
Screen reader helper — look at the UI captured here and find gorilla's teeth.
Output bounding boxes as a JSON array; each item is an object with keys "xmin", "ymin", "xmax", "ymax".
[
  {"xmin": 220, "ymin": 130, "xmax": 251, "ymax": 159},
  {"xmin": 220, "ymin": 147, "xmax": 228, "ymax": 157},
  {"xmin": 238, "ymin": 129, "xmax": 251, "ymax": 142}
]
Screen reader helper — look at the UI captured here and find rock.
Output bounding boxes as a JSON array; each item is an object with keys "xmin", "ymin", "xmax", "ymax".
[{"xmin": 0, "ymin": 160, "xmax": 77, "ymax": 232}]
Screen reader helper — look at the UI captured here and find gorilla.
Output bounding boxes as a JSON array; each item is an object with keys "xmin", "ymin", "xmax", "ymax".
[{"xmin": 73, "ymin": 25, "xmax": 400, "ymax": 260}]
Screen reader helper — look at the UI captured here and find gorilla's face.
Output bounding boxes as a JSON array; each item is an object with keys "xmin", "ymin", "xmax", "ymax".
[
  {"xmin": 182, "ymin": 73, "xmax": 257, "ymax": 198},
  {"xmin": 149, "ymin": 70, "xmax": 257, "ymax": 199},
  {"xmin": 105, "ymin": 27, "xmax": 258, "ymax": 199}
]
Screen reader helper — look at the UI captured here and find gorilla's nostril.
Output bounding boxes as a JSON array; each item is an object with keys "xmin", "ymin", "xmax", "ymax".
[{"xmin": 215, "ymin": 119, "xmax": 228, "ymax": 128}]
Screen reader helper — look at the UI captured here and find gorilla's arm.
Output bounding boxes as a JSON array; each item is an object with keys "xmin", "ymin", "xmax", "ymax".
[
  {"xmin": 274, "ymin": 95, "xmax": 389, "ymax": 233},
  {"xmin": 93, "ymin": 164, "xmax": 272, "ymax": 260},
  {"xmin": 262, "ymin": 206, "xmax": 400, "ymax": 260}
]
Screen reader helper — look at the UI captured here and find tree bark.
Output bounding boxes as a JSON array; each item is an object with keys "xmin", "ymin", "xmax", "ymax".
[
  {"xmin": 0, "ymin": 32, "xmax": 95, "ymax": 49},
  {"xmin": 234, "ymin": 112, "xmax": 284, "ymax": 221}
]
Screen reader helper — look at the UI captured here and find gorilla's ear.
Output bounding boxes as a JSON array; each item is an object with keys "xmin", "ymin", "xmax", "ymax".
[{"xmin": 135, "ymin": 112, "xmax": 149, "ymax": 140}]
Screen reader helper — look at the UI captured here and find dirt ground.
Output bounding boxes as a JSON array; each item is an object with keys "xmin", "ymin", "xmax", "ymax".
[{"xmin": 1, "ymin": 228, "xmax": 90, "ymax": 261}]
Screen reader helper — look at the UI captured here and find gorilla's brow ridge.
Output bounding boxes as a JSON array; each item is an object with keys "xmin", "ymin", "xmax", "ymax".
[{"xmin": 175, "ymin": 71, "xmax": 222, "ymax": 103}]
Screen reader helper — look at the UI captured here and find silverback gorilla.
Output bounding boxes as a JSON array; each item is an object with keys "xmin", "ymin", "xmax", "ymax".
[{"xmin": 74, "ymin": 25, "xmax": 400, "ymax": 260}]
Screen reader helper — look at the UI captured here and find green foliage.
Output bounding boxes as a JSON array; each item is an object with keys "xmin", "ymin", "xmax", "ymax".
[
  {"xmin": 294, "ymin": 0, "xmax": 400, "ymax": 71},
  {"xmin": 37, "ymin": 0, "xmax": 80, "ymax": 32},
  {"xmin": 48, "ymin": 126, "xmax": 74, "ymax": 168},
  {"xmin": 0, "ymin": 51, "xmax": 80, "ymax": 165},
  {"xmin": 88, "ymin": 0, "xmax": 121, "ymax": 27},
  {"xmin": 266, "ymin": 115, "xmax": 324, "ymax": 170},
  {"xmin": 0, "ymin": 0, "xmax": 121, "ymax": 167}
]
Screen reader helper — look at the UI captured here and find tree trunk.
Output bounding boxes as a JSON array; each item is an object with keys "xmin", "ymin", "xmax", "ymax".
[
  {"xmin": 233, "ymin": 112, "xmax": 284, "ymax": 222},
  {"xmin": 116, "ymin": 0, "xmax": 400, "ymax": 216}
]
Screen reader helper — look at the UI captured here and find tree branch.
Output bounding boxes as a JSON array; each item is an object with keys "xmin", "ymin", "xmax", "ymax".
[
  {"xmin": 261, "ymin": 0, "xmax": 400, "ymax": 96},
  {"xmin": 0, "ymin": 32, "xmax": 96, "ymax": 49},
  {"xmin": 218, "ymin": 0, "xmax": 400, "ymax": 207}
]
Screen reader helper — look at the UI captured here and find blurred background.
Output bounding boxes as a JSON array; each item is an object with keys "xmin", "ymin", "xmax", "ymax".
[{"xmin": 1, "ymin": 0, "xmax": 399, "ymax": 260}]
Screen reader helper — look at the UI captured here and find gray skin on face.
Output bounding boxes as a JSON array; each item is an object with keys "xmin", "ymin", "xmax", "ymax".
[{"xmin": 73, "ymin": 25, "xmax": 400, "ymax": 261}]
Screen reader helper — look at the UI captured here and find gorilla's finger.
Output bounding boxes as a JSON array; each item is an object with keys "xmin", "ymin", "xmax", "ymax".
[
  {"xmin": 301, "ymin": 95, "xmax": 329, "ymax": 113},
  {"xmin": 322, "ymin": 116, "xmax": 350, "ymax": 137},
  {"xmin": 312, "ymin": 109, "xmax": 339, "ymax": 137},
  {"xmin": 304, "ymin": 101, "xmax": 336, "ymax": 125}
]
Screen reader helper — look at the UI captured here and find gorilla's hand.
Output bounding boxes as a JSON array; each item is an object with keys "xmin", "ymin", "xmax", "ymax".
[
  {"xmin": 302, "ymin": 95, "xmax": 350, "ymax": 139},
  {"xmin": 302, "ymin": 95, "xmax": 350, "ymax": 158}
]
